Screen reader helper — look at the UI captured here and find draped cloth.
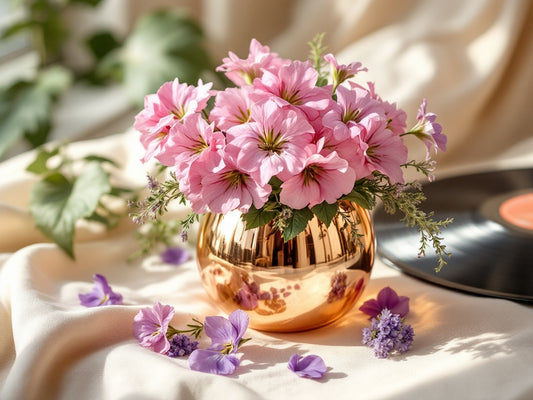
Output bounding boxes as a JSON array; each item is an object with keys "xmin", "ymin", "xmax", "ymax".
[{"xmin": 2, "ymin": 1, "xmax": 533, "ymax": 399}]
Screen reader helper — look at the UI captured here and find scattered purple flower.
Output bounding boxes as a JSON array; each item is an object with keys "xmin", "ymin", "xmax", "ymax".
[
  {"xmin": 133, "ymin": 302, "xmax": 175, "ymax": 354},
  {"xmin": 188, "ymin": 309, "xmax": 251, "ymax": 375},
  {"xmin": 359, "ymin": 286, "xmax": 409, "ymax": 318},
  {"xmin": 79, "ymin": 274, "xmax": 123, "ymax": 307},
  {"xmin": 188, "ymin": 349, "xmax": 241, "ymax": 375},
  {"xmin": 287, "ymin": 354, "xmax": 327, "ymax": 379},
  {"xmin": 362, "ymin": 308, "xmax": 414, "ymax": 359},
  {"xmin": 160, "ymin": 246, "xmax": 190, "ymax": 265},
  {"xmin": 167, "ymin": 333, "xmax": 199, "ymax": 357}
]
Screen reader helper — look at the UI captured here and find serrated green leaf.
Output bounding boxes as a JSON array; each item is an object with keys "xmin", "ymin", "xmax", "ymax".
[
  {"xmin": 342, "ymin": 189, "xmax": 375, "ymax": 210},
  {"xmin": 242, "ymin": 205, "xmax": 276, "ymax": 230},
  {"xmin": 29, "ymin": 163, "xmax": 111, "ymax": 258},
  {"xmin": 311, "ymin": 201, "xmax": 339, "ymax": 227},
  {"xmin": 283, "ymin": 208, "xmax": 314, "ymax": 241}
]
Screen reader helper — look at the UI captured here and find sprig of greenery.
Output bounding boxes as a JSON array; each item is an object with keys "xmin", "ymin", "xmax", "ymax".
[
  {"xmin": 26, "ymin": 143, "xmax": 135, "ymax": 258},
  {"xmin": 128, "ymin": 171, "xmax": 201, "ymax": 258},
  {"xmin": 308, "ymin": 33, "xmax": 329, "ymax": 87}
]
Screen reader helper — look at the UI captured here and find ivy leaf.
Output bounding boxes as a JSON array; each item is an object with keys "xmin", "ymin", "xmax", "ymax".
[
  {"xmin": 283, "ymin": 208, "xmax": 314, "ymax": 241},
  {"xmin": 29, "ymin": 163, "xmax": 111, "ymax": 258},
  {"xmin": 112, "ymin": 11, "xmax": 213, "ymax": 104},
  {"xmin": 242, "ymin": 205, "xmax": 276, "ymax": 230},
  {"xmin": 0, "ymin": 67, "xmax": 72, "ymax": 157},
  {"xmin": 311, "ymin": 201, "xmax": 339, "ymax": 227}
]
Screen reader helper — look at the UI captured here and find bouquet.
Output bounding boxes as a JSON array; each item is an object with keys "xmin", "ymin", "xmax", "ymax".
[{"xmin": 131, "ymin": 35, "xmax": 451, "ymax": 270}]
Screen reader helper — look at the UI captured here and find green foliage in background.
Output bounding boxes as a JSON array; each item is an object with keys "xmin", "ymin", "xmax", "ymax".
[
  {"xmin": 97, "ymin": 10, "xmax": 215, "ymax": 105},
  {"xmin": 0, "ymin": 3, "xmax": 216, "ymax": 157}
]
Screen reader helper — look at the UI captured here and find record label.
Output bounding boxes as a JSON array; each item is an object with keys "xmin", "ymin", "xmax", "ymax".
[{"xmin": 499, "ymin": 192, "xmax": 533, "ymax": 231}]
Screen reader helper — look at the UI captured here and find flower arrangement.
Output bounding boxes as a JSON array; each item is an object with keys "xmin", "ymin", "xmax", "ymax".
[{"xmin": 131, "ymin": 34, "xmax": 451, "ymax": 270}]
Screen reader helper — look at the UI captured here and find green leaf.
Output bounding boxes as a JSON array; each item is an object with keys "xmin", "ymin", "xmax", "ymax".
[
  {"xmin": 311, "ymin": 201, "xmax": 339, "ymax": 227},
  {"xmin": 26, "ymin": 146, "xmax": 60, "ymax": 174},
  {"xmin": 29, "ymin": 163, "xmax": 111, "ymax": 258},
  {"xmin": 283, "ymin": 208, "xmax": 314, "ymax": 241},
  {"xmin": 86, "ymin": 30, "xmax": 121, "ymax": 61},
  {"xmin": 116, "ymin": 11, "xmax": 213, "ymax": 104},
  {"xmin": 242, "ymin": 205, "xmax": 276, "ymax": 230},
  {"xmin": 0, "ymin": 67, "xmax": 71, "ymax": 157},
  {"xmin": 83, "ymin": 154, "xmax": 119, "ymax": 167},
  {"xmin": 342, "ymin": 188, "xmax": 376, "ymax": 210}
]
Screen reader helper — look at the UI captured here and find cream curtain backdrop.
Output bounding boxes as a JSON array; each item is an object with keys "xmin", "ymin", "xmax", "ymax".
[
  {"xmin": 186, "ymin": 0, "xmax": 533, "ymax": 170},
  {"xmin": 1, "ymin": 1, "xmax": 533, "ymax": 399}
]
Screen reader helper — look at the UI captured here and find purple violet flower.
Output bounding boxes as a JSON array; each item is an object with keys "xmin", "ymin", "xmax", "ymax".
[
  {"xmin": 133, "ymin": 302, "xmax": 175, "ymax": 354},
  {"xmin": 412, "ymin": 98, "xmax": 447, "ymax": 157},
  {"xmin": 160, "ymin": 246, "xmax": 190, "ymax": 265},
  {"xmin": 188, "ymin": 309, "xmax": 250, "ymax": 375},
  {"xmin": 359, "ymin": 286, "xmax": 409, "ymax": 318},
  {"xmin": 79, "ymin": 274, "xmax": 123, "ymax": 307},
  {"xmin": 167, "ymin": 333, "xmax": 199, "ymax": 357},
  {"xmin": 287, "ymin": 354, "xmax": 327, "ymax": 379},
  {"xmin": 362, "ymin": 308, "xmax": 414, "ymax": 358}
]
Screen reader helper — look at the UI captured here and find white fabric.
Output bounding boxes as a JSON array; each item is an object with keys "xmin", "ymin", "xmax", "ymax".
[
  {"xmin": 2, "ymin": 0, "xmax": 533, "ymax": 398},
  {"xmin": 1, "ymin": 130, "xmax": 532, "ymax": 400}
]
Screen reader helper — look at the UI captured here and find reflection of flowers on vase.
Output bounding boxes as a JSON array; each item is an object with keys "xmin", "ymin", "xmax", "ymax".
[
  {"xmin": 234, "ymin": 280, "xmax": 260, "ymax": 310},
  {"xmin": 228, "ymin": 269, "xmax": 297, "ymax": 315},
  {"xmin": 327, "ymin": 272, "xmax": 348, "ymax": 303}
]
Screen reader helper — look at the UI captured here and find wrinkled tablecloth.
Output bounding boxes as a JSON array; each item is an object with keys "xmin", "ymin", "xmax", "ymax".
[{"xmin": 1, "ymin": 130, "xmax": 533, "ymax": 400}]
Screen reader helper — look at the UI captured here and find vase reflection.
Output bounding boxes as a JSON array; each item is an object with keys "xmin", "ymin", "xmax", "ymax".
[{"xmin": 197, "ymin": 201, "xmax": 375, "ymax": 332}]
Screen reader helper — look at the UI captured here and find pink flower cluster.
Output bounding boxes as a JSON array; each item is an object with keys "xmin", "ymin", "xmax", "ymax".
[{"xmin": 134, "ymin": 39, "xmax": 445, "ymax": 215}]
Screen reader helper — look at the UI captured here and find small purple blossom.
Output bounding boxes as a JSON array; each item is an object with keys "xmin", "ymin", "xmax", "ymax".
[
  {"xmin": 160, "ymin": 246, "xmax": 190, "ymax": 265},
  {"xmin": 188, "ymin": 309, "xmax": 250, "ymax": 375},
  {"xmin": 359, "ymin": 286, "xmax": 409, "ymax": 318},
  {"xmin": 362, "ymin": 309, "xmax": 414, "ymax": 358},
  {"xmin": 287, "ymin": 354, "xmax": 327, "ymax": 379},
  {"xmin": 79, "ymin": 274, "xmax": 123, "ymax": 307},
  {"xmin": 133, "ymin": 302, "xmax": 175, "ymax": 354},
  {"xmin": 411, "ymin": 98, "xmax": 447, "ymax": 157},
  {"xmin": 167, "ymin": 334, "xmax": 199, "ymax": 357}
]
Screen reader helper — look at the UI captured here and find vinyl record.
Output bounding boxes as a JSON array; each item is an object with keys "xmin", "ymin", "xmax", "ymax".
[{"xmin": 373, "ymin": 167, "xmax": 533, "ymax": 302}]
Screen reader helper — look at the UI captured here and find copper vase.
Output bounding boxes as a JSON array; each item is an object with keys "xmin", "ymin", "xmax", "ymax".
[{"xmin": 196, "ymin": 201, "xmax": 375, "ymax": 332}]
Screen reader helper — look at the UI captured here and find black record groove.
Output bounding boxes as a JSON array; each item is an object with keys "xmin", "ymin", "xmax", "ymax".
[{"xmin": 373, "ymin": 167, "xmax": 533, "ymax": 302}]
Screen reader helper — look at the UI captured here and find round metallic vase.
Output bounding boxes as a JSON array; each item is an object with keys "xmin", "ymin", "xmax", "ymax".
[{"xmin": 196, "ymin": 201, "xmax": 375, "ymax": 332}]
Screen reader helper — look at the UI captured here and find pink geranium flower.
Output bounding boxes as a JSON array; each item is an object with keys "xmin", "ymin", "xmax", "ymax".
[
  {"xmin": 210, "ymin": 86, "xmax": 254, "ymax": 130},
  {"xmin": 134, "ymin": 78, "xmax": 213, "ymax": 163},
  {"xmin": 191, "ymin": 148, "xmax": 271, "ymax": 214},
  {"xmin": 226, "ymin": 99, "xmax": 314, "ymax": 185},
  {"xmin": 156, "ymin": 114, "xmax": 225, "ymax": 173},
  {"xmin": 216, "ymin": 38, "xmax": 286, "ymax": 87},
  {"xmin": 358, "ymin": 115, "xmax": 408, "ymax": 184},
  {"xmin": 252, "ymin": 60, "xmax": 332, "ymax": 121},
  {"xmin": 324, "ymin": 53, "xmax": 367, "ymax": 92},
  {"xmin": 279, "ymin": 149, "xmax": 356, "ymax": 209},
  {"xmin": 356, "ymin": 81, "xmax": 407, "ymax": 136},
  {"xmin": 323, "ymin": 85, "xmax": 385, "ymax": 141},
  {"xmin": 133, "ymin": 302, "xmax": 175, "ymax": 354}
]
